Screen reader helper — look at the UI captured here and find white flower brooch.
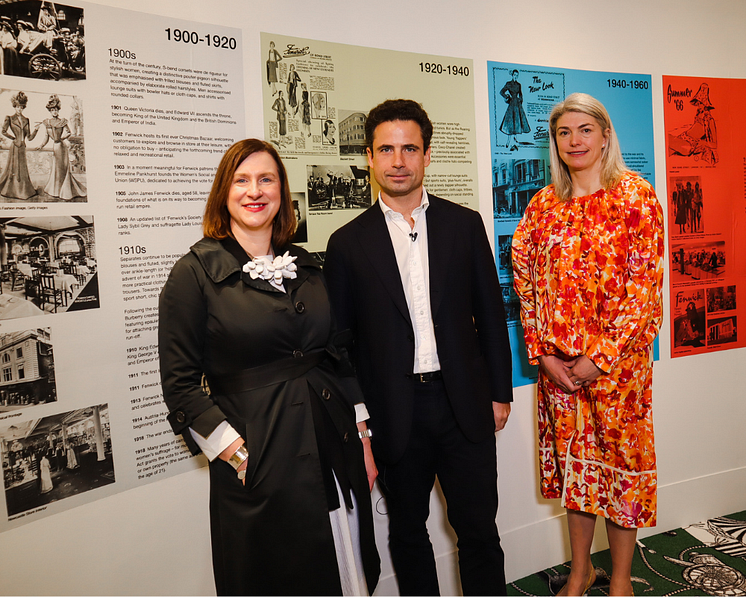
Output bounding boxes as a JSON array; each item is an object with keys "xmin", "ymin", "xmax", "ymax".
[{"xmin": 242, "ymin": 251, "xmax": 298, "ymax": 284}]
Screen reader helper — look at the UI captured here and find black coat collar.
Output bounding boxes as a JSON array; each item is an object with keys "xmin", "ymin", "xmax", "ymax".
[{"xmin": 189, "ymin": 237, "xmax": 318, "ymax": 293}]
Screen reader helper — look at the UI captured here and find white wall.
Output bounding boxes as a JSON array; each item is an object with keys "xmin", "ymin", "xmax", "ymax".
[{"xmin": 2, "ymin": 0, "xmax": 745, "ymax": 594}]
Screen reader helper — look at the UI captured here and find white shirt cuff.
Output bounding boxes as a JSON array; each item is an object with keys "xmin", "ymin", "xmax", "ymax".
[
  {"xmin": 354, "ymin": 402, "xmax": 370, "ymax": 424},
  {"xmin": 189, "ymin": 420, "xmax": 241, "ymax": 461}
]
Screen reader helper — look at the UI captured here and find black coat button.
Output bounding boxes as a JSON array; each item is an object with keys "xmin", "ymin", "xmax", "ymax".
[
  {"xmin": 321, "ymin": 388, "xmax": 331, "ymax": 400},
  {"xmin": 175, "ymin": 412, "xmax": 186, "ymax": 424},
  {"xmin": 295, "ymin": 301, "xmax": 305, "ymax": 313},
  {"xmin": 293, "ymin": 350, "xmax": 304, "ymax": 358},
  {"xmin": 343, "ymin": 432, "xmax": 349, "ymax": 442}
]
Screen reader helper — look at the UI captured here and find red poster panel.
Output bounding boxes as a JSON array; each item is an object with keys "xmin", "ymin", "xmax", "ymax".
[{"xmin": 664, "ymin": 76, "xmax": 746, "ymax": 357}]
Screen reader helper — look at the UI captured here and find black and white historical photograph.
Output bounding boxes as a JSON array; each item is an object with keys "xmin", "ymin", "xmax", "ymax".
[
  {"xmin": 0, "ymin": 328, "xmax": 55, "ymax": 411},
  {"xmin": 671, "ymin": 240, "xmax": 726, "ymax": 285},
  {"xmin": 501, "ymin": 282, "xmax": 520, "ymax": 326},
  {"xmin": 307, "ymin": 164, "xmax": 371, "ymax": 211},
  {"xmin": 0, "ymin": 1, "xmax": 85, "ymax": 81},
  {"xmin": 673, "ymin": 288, "xmax": 706, "ymax": 349},
  {"xmin": 707, "ymin": 315, "xmax": 737, "ymax": 347},
  {"xmin": 0, "ymin": 89, "xmax": 85, "ymax": 202},
  {"xmin": 706, "ymin": 285, "xmax": 736, "ymax": 314},
  {"xmin": 309, "ymin": 250, "xmax": 325, "ymax": 268},
  {"xmin": 291, "ymin": 191, "xmax": 307, "ymax": 243},
  {"xmin": 339, "ymin": 110, "xmax": 367, "ymax": 155},
  {"xmin": 1, "ymin": 403, "xmax": 113, "ymax": 518},
  {"xmin": 493, "ymin": 158, "xmax": 547, "ymax": 219},
  {"xmin": 0, "ymin": 215, "xmax": 99, "ymax": 319},
  {"xmin": 670, "ymin": 175, "xmax": 704, "ymax": 235},
  {"xmin": 497, "ymin": 234, "xmax": 513, "ymax": 280}
]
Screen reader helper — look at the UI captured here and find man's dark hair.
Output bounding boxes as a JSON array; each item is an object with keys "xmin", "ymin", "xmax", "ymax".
[{"xmin": 365, "ymin": 99, "xmax": 433, "ymax": 151}]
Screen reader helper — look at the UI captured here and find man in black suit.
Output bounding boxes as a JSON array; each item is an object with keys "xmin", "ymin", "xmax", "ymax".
[{"xmin": 325, "ymin": 99, "xmax": 513, "ymax": 595}]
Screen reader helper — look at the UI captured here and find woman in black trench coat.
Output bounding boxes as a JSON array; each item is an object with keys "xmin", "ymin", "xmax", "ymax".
[{"xmin": 159, "ymin": 139, "xmax": 379, "ymax": 596}]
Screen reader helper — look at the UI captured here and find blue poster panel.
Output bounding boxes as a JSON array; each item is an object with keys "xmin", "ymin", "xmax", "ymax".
[{"xmin": 487, "ymin": 63, "xmax": 655, "ymax": 387}]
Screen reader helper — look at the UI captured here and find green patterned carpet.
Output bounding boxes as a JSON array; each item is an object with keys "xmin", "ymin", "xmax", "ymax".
[{"xmin": 508, "ymin": 511, "xmax": 746, "ymax": 596}]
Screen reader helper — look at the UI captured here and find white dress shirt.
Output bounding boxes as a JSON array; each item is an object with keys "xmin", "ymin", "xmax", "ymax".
[{"xmin": 378, "ymin": 188, "xmax": 441, "ymax": 374}]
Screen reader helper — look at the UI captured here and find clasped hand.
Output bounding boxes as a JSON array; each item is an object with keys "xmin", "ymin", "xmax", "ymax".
[{"xmin": 538, "ymin": 354, "xmax": 603, "ymax": 393}]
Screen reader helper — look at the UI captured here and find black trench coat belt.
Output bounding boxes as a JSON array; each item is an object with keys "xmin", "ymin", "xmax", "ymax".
[{"xmin": 208, "ymin": 349, "xmax": 327, "ymax": 395}]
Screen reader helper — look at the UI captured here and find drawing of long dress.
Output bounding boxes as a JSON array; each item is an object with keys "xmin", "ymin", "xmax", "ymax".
[
  {"xmin": 499, "ymin": 80, "xmax": 530, "ymax": 136},
  {"xmin": 42, "ymin": 117, "xmax": 86, "ymax": 199},
  {"xmin": 0, "ymin": 113, "xmax": 37, "ymax": 199},
  {"xmin": 40, "ymin": 455, "xmax": 53, "ymax": 493}
]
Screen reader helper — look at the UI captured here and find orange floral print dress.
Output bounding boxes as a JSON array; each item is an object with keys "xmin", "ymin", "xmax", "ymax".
[{"xmin": 511, "ymin": 172, "xmax": 664, "ymax": 528}]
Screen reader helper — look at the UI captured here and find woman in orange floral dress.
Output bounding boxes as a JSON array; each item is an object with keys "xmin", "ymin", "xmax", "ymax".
[{"xmin": 512, "ymin": 93, "xmax": 664, "ymax": 596}]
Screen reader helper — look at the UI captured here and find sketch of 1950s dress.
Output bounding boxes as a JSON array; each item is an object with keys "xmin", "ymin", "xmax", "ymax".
[
  {"xmin": 0, "ymin": 113, "xmax": 38, "ymax": 199},
  {"xmin": 38, "ymin": 117, "xmax": 86, "ymax": 200},
  {"xmin": 499, "ymin": 79, "xmax": 531, "ymax": 138}
]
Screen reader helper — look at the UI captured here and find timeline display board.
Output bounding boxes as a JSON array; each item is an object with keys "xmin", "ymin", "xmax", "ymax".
[
  {"xmin": 0, "ymin": 0, "xmax": 245, "ymax": 532},
  {"xmin": 260, "ymin": 32, "xmax": 480, "ymax": 254},
  {"xmin": 663, "ymin": 76, "xmax": 746, "ymax": 357},
  {"xmin": 487, "ymin": 62, "xmax": 656, "ymax": 387}
]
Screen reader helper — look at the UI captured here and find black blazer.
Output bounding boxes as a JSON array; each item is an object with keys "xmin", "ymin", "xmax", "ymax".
[{"xmin": 325, "ymin": 195, "xmax": 513, "ymax": 464}]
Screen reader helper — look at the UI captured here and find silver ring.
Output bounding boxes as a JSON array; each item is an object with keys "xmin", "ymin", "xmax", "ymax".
[{"xmin": 575, "ymin": 380, "xmax": 582, "ymax": 386}]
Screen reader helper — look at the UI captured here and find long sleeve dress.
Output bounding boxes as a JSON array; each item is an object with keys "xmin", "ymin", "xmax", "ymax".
[
  {"xmin": 159, "ymin": 237, "xmax": 379, "ymax": 595},
  {"xmin": 42, "ymin": 117, "xmax": 86, "ymax": 200},
  {"xmin": 511, "ymin": 172, "xmax": 664, "ymax": 528},
  {"xmin": 499, "ymin": 80, "xmax": 530, "ymax": 136},
  {"xmin": 0, "ymin": 113, "xmax": 37, "ymax": 200}
]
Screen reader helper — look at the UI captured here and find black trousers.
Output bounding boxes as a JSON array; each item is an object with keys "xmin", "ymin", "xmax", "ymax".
[{"xmin": 377, "ymin": 379, "xmax": 507, "ymax": 596}]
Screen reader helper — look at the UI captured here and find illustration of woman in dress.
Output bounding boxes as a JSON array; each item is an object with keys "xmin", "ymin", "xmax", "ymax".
[
  {"xmin": 272, "ymin": 90, "xmax": 287, "ymax": 138},
  {"xmin": 301, "ymin": 89, "xmax": 311, "ymax": 138},
  {"xmin": 668, "ymin": 82, "xmax": 718, "ymax": 165},
  {"xmin": 312, "ymin": 92, "xmax": 327, "ymax": 120},
  {"xmin": 35, "ymin": 95, "xmax": 86, "ymax": 200},
  {"xmin": 39, "ymin": 454, "xmax": 53, "ymax": 493},
  {"xmin": 323, "ymin": 120, "xmax": 336, "ymax": 146},
  {"xmin": 499, "ymin": 69, "xmax": 531, "ymax": 151},
  {"xmin": 266, "ymin": 40, "xmax": 282, "ymax": 96},
  {"xmin": 287, "ymin": 63, "xmax": 301, "ymax": 116},
  {"xmin": 0, "ymin": 91, "xmax": 40, "ymax": 200}
]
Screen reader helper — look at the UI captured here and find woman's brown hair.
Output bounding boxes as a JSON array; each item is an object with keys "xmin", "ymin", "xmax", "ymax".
[{"xmin": 203, "ymin": 139, "xmax": 296, "ymax": 249}]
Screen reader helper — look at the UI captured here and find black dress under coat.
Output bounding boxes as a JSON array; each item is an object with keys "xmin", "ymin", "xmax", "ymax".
[{"xmin": 158, "ymin": 237, "xmax": 380, "ymax": 596}]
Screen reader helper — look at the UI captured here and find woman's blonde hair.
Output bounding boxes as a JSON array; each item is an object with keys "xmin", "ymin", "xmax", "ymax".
[
  {"xmin": 203, "ymin": 139, "xmax": 296, "ymax": 248},
  {"xmin": 548, "ymin": 93, "xmax": 629, "ymax": 200}
]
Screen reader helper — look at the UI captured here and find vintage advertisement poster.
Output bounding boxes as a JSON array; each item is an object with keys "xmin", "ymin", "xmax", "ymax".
[
  {"xmin": 261, "ymin": 32, "xmax": 479, "ymax": 254},
  {"xmin": 663, "ymin": 76, "xmax": 745, "ymax": 357},
  {"xmin": 0, "ymin": 0, "xmax": 244, "ymax": 531},
  {"xmin": 487, "ymin": 62, "xmax": 656, "ymax": 387}
]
